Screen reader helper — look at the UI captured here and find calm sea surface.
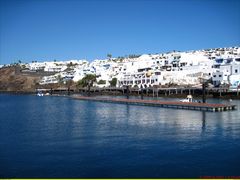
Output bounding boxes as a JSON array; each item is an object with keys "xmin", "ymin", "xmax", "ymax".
[{"xmin": 0, "ymin": 94, "xmax": 240, "ymax": 178}]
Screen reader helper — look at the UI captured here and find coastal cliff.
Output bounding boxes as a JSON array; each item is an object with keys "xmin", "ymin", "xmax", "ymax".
[
  {"xmin": 0, "ymin": 66, "xmax": 41, "ymax": 92},
  {"xmin": 0, "ymin": 66, "xmax": 76, "ymax": 92}
]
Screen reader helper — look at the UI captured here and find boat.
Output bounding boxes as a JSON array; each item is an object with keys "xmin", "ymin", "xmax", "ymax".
[
  {"xmin": 180, "ymin": 95, "xmax": 193, "ymax": 102},
  {"xmin": 37, "ymin": 91, "xmax": 44, "ymax": 96}
]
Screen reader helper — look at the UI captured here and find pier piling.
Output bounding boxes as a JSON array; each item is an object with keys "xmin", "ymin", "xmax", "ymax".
[
  {"xmin": 202, "ymin": 83, "xmax": 206, "ymax": 103},
  {"xmin": 126, "ymin": 86, "xmax": 129, "ymax": 99},
  {"xmin": 141, "ymin": 86, "xmax": 144, "ymax": 100}
]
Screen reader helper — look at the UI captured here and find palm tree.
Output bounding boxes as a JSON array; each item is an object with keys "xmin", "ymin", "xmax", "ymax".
[
  {"xmin": 77, "ymin": 74, "xmax": 96, "ymax": 88},
  {"xmin": 77, "ymin": 74, "xmax": 96, "ymax": 96},
  {"xmin": 109, "ymin": 78, "xmax": 117, "ymax": 87},
  {"xmin": 107, "ymin": 54, "xmax": 112, "ymax": 59},
  {"xmin": 57, "ymin": 75, "xmax": 63, "ymax": 84}
]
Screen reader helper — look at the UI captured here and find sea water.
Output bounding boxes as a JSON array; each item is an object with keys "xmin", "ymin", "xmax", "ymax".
[{"xmin": 0, "ymin": 94, "xmax": 240, "ymax": 178}]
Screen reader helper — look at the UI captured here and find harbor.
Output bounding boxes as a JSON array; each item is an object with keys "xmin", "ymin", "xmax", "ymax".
[
  {"xmin": 1, "ymin": 0, "xmax": 240, "ymax": 177},
  {"xmin": 35, "ymin": 86, "xmax": 238, "ymax": 112}
]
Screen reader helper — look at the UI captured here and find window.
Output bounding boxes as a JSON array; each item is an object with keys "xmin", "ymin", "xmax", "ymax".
[
  {"xmin": 219, "ymin": 75, "xmax": 222, "ymax": 77},
  {"xmin": 235, "ymin": 69, "xmax": 238, "ymax": 73},
  {"xmin": 213, "ymin": 75, "xmax": 216, "ymax": 77}
]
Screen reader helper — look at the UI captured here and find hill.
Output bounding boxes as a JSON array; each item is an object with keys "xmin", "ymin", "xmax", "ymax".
[{"xmin": 0, "ymin": 66, "xmax": 41, "ymax": 92}]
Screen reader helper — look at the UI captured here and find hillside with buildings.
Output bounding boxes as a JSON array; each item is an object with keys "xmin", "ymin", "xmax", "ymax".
[{"xmin": 1, "ymin": 46, "xmax": 240, "ymax": 92}]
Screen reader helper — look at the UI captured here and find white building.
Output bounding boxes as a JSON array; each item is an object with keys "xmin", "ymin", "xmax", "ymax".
[
  {"xmin": 212, "ymin": 56, "xmax": 240, "ymax": 87},
  {"xmin": 32, "ymin": 46, "xmax": 240, "ymax": 87}
]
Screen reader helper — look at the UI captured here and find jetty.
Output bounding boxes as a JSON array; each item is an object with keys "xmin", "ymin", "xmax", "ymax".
[{"xmin": 73, "ymin": 96, "xmax": 236, "ymax": 112}]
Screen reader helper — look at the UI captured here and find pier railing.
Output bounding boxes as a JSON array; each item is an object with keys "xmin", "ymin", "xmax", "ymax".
[{"xmin": 36, "ymin": 86, "xmax": 239, "ymax": 97}]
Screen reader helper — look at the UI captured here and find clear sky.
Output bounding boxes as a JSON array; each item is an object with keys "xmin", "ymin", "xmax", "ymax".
[{"xmin": 0, "ymin": 0, "xmax": 240, "ymax": 64}]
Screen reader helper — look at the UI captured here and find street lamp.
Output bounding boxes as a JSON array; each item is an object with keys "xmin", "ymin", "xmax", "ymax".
[{"xmin": 199, "ymin": 77, "xmax": 209, "ymax": 103}]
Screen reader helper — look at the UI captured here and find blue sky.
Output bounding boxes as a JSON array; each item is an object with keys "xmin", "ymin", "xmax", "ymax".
[{"xmin": 0, "ymin": 0, "xmax": 239, "ymax": 64}]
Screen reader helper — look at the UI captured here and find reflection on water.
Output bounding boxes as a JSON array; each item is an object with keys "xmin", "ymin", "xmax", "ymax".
[
  {"xmin": 202, "ymin": 111, "xmax": 206, "ymax": 132},
  {"xmin": 0, "ymin": 94, "xmax": 240, "ymax": 178}
]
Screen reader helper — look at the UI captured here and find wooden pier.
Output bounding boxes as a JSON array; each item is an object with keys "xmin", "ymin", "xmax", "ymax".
[{"xmin": 73, "ymin": 96, "xmax": 236, "ymax": 112}]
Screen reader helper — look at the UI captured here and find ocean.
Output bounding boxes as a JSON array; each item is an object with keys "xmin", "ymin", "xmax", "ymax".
[{"xmin": 0, "ymin": 94, "xmax": 240, "ymax": 178}]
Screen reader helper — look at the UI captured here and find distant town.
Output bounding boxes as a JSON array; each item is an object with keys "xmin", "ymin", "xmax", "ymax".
[{"xmin": 1, "ymin": 46, "xmax": 240, "ymax": 91}]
